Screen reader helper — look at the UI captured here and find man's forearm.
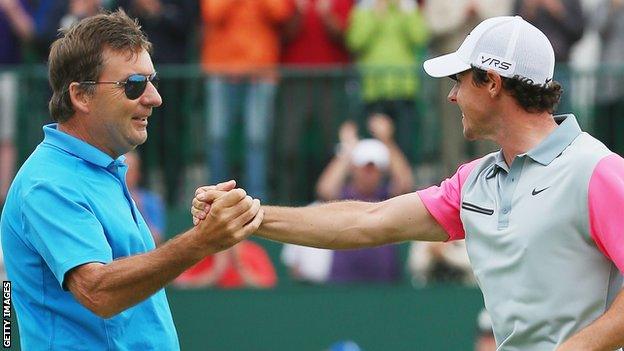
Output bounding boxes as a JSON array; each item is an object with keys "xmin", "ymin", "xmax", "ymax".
[
  {"xmin": 68, "ymin": 227, "xmax": 211, "ymax": 318},
  {"xmin": 558, "ymin": 289, "xmax": 624, "ymax": 350},
  {"xmin": 257, "ymin": 201, "xmax": 387, "ymax": 249}
]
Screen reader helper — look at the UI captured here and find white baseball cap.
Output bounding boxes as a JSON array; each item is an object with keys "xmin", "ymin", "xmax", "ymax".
[
  {"xmin": 351, "ymin": 139, "xmax": 390, "ymax": 170},
  {"xmin": 423, "ymin": 16, "xmax": 555, "ymax": 85}
]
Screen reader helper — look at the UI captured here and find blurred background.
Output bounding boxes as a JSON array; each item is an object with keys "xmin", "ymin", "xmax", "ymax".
[{"xmin": 0, "ymin": 0, "xmax": 621, "ymax": 349}]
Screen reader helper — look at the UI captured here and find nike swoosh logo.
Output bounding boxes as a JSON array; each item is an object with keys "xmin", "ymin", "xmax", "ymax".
[{"xmin": 532, "ymin": 187, "xmax": 550, "ymax": 196}]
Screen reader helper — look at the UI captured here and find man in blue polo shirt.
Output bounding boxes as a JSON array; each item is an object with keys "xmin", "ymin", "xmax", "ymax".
[
  {"xmin": 193, "ymin": 16, "xmax": 624, "ymax": 350},
  {"xmin": 0, "ymin": 10, "xmax": 264, "ymax": 350}
]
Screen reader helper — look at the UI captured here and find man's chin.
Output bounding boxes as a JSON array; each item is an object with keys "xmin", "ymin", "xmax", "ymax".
[
  {"xmin": 463, "ymin": 129, "xmax": 477, "ymax": 141},
  {"xmin": 136, "ymin": 131, "xmax": 148, "ymax": 143},
  {"xmin": 129, "ymin": 133, "xmax": 148, "ymax": 149}
]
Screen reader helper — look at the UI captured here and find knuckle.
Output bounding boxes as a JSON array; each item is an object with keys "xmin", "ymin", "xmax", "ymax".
[
  {"xmin": 225, "ymin": 222, "xmax": 237, "ymax": 234},
  {"xmin": 243, "ymin": 196, "xmax": 253, "ymax": 208},
  {"xmin": 235, "ymin": 188, "xmax": 247, "ymax": 198}
]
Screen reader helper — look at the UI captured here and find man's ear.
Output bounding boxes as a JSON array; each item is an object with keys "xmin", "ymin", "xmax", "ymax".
[
  {"xmin": 68, "ymin": 82, "xmax": 91, "ymax": 114},
  {"xmin": 486, "ymin": 70, "xmax": 503, "ymax": 98}
]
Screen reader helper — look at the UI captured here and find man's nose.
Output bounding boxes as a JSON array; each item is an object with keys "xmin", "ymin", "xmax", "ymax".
[
  {"xmin": 141, "ymin": 81, "xmax": 162, "ymax": 107},
  {"xmin": 447, "ymin": 84, "xmax": 458, "ymax": 103}
]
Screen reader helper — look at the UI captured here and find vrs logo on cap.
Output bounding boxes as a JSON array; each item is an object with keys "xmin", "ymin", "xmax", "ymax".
[
  {"xmin": 478, "ymin": 53, "xmax": 515, "ymax": 74},
  {"xmin": 423, "ymin": 16, "xmax": 555, "ymax": 86}
]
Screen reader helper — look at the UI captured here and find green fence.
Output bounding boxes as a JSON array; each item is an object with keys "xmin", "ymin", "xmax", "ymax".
[
  {"xmin": 8, "ymin": 284, "xmax": 485, "ymax": 351},
  {"xmin": 168, "ymin": 285, "xmax": 485, "ymax": 351},
  {"xmin": 6, "ymin": 64, "xmax": 450, "ymax": 207},
  {"xmin": 8, "ymin": 64, "xmax": 620, "ymax": 207}
]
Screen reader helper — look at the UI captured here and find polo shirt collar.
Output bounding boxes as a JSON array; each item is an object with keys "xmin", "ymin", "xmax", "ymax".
[
  {"xmin": 42, "ymin": 123, "xmax": 126, "ymax": 169},
  {"xmin": 486, "ymin": 114, "xmax": 581, "ymax": 178},
  {"xmin": 486, "ymin": 151, "xmax": 509, "ymax": 179},
  {"xmin": 526, "ymin": 114, "xmax": 581, "ymax": 166}
]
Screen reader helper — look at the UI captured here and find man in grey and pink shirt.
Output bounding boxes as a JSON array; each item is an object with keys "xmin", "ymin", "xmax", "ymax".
[{"xmin": 193, "ymin": 16, "xmax": 624, "ymax": 350}]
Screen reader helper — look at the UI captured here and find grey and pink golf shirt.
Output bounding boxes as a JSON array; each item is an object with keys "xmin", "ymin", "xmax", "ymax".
[{"xmin": 418, "ymin": 115, "xmax": 624, "ymax": 350}]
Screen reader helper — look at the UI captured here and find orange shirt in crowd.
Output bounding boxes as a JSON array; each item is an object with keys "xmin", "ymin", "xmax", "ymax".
[{"xmin": 201, "ymin": 0, "xmax": 294, "ymax": 74}]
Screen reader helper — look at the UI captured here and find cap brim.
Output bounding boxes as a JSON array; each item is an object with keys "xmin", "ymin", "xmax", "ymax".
[{"xmin": 423, "ymin": 52, "xmax": 471, "ymax": 78}]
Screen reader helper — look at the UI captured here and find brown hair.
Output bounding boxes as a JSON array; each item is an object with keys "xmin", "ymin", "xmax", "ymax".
[
  {"xmin": 48, "ymin": 9, "xmax": 152, "ymax": 122},
  {"xmin": 470, "ymin": 66, "xmax": 563, "ymax": 114}
]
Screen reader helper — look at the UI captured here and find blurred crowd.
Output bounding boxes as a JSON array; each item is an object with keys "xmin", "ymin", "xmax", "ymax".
[{"xmin": 1, "ymin": 0, "xmax": 623, "ymax": 294}]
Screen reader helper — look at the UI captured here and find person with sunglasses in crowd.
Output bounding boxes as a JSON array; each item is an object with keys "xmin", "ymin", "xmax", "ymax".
[{"xmin": 0, "ymin": 10, "xmax": 263, "ymax": 350}]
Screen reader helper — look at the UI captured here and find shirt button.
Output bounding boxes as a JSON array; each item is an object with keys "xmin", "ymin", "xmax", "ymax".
[
  {"xmin": 511, "ymin": 178, "xmax": 515, "ymax": 182},
  {"xmin": 502, "ymin": 208, "xmax": 509, "ymax": 214}
]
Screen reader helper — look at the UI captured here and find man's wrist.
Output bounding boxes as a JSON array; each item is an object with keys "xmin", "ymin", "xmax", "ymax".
[{"xmin": 185, "ymin": 226, "xmax": 216, "ymax": 259}]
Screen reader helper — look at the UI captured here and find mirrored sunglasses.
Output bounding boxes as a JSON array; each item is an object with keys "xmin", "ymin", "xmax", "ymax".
[{"xmin": 79, "ymin": 72, "xmax": 159, "ymax": 100}]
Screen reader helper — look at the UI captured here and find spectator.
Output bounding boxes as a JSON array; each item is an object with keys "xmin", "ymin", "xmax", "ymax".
[
  {"xmin": 513, "ymin": 0, "xmax": 584, "ymax": 112},
  {"xmin": 591, "ymin": 0, "xmax": 624, "ymax": 156},
  {"xmin": 346, "ymin": 0, "xmax": 428, "ymax": 163},
  {"xmin": 514, "ymin": 0, "xmax": 584, "ymax": 63},
  {"xmin": 174, "ymin": 240, "xmax": 277, "ymax": 289},
  {"xmin": 423, "ymin": 0, "xmax": 511, "ymax": 176},
  {"xmin": 200, "ymin": 0, "xmax": 294, "ymax": 201},
  {"xmin": 117, "ymin": 0, "xmax": 196, "ymax": 64},
  {"xmin": 407, "ymin": 241, "xmax": 474, "ymax": 286},
  {"xmin": 118, "ymin": 0, "xmax": 199, "ymax": 204},
  {"xmin": 278, "ymin": 0, "xmax": 354, "ymax": 204},
  {"xmin": 125, "ymin": 150, "xmax": 166, "ymax": 245},
  {"xmin": 0, "ymin": 0, "xmax": 35, "ymax": 205},
  {"xmin": 282, "ymin": 0, "xmax": 352, "ymax": 65},
  {"xmin": 315, "ymin": 115, "xmax": 413, "ymax": 283},
  {"xmin": 36, "ymin": 0, "xmax": 103, "ymax": 59}
]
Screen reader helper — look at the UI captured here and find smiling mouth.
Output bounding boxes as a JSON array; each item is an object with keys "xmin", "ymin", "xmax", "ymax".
[{"xmin": 132, "ymin": 117, "xmax": 149, "ymax": 128}]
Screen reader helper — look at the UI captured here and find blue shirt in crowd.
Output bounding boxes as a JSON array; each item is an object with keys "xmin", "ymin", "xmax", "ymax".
[{"xmin": 0, "ymin": 124, "xmax": 179, "ymax": 350}]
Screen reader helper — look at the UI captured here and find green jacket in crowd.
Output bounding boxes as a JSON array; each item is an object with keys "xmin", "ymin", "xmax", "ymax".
[{"xmin": 347, "ymin": 1, "xmax": 429, "ymax": 102}]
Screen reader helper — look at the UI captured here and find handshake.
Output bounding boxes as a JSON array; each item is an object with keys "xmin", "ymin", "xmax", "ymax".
[{"xmin": 189, "ymin": 180, "xmax": 264, "ymax": 254}]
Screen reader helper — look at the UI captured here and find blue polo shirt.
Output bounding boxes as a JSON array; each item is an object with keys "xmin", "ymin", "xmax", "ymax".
[{"xmin": 0, "ymin": 124, "xmax": 179, "ymax": 350}]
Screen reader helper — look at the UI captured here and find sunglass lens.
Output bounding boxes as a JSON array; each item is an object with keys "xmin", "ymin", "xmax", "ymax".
[{"xmin": 125, "ymin": 75, "xmax": 148, "ymax": 100}]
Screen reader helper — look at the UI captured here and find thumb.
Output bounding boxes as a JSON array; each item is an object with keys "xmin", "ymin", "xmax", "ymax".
[
  {"xmin": 197, "ymin": 189, "xmax": 229, "ymax": 203},
  {"xmin": 215, "ymin": 180, "xmax": 236, "ymax": 192}
]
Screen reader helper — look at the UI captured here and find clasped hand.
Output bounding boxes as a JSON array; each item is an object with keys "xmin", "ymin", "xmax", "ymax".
[{"xmin": 190, "ymin": 180, "xmax": 264, "ymax": 253}]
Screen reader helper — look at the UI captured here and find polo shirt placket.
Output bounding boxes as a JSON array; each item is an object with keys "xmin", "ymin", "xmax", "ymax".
[{"xmin": 107, "ymin": 160, "xmax": 139, "ymax": 225}]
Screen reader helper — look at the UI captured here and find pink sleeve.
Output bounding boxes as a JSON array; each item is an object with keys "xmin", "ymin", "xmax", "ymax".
[
  {"xmin": 588, "ymin": 154, "xmax": 624, "ymax": 273},
  {"xmin": 417, "ymin": 158, "xmax": 481, "ymax": 241}
]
